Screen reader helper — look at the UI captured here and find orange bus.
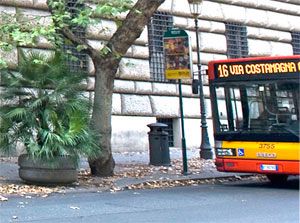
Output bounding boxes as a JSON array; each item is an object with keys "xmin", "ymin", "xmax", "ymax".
[{"xmin": 208, "ymin": 55, "xmax": 300, "ymax": 184}]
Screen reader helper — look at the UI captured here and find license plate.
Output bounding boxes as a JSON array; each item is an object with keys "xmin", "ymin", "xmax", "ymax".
[{"xmin": 260, "ymin": 164, "xmax": 278, "ymax": 171}]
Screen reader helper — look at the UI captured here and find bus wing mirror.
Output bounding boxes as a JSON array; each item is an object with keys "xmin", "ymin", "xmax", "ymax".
[{"xmin": 192, "ymin": 79, "xmax": 199, "ymax": 94}]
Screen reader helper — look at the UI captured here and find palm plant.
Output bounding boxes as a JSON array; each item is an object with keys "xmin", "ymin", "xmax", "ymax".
[{"xmin": 0, "ymin": 51, "xmax": 99, "ymax": 163}]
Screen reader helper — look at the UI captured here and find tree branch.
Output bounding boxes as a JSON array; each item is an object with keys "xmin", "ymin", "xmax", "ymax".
[
  {"xmin": 60, "ymin": 27, "xmax": 99, "ymax": 59},
  {"xmin": 105, "ymin": 0, "xmax": 165, "ymax": 58},
  {"xmin": 46, "ymin": 0, "xmax": 99, "ymax": 60}
]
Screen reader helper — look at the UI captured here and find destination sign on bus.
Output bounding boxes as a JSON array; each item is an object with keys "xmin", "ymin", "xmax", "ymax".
[{"xmin": 213, "ymin": 58, "xmax": 300, "ymax": 81}]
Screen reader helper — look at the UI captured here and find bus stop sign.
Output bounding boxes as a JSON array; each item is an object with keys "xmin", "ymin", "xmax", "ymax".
[{"xmin": 163, "ymin": 28, "xmax": 192, "ymax": 80}]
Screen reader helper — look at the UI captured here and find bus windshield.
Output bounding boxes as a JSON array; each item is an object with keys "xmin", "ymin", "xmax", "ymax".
[{"xmin": 213, "ymin": 81, "xmax": 299, "ymax": 140}]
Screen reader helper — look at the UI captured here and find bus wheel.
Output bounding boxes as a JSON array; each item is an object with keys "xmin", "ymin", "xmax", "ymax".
[{"xmin": 266, "ymin": 174, "xmax": 288, "ymax": 185}]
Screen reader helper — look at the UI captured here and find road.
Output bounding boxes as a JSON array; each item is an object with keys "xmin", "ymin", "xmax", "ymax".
[{"xmin": 0, "ymin": 178, "xmax": 299, "ymax": 223}]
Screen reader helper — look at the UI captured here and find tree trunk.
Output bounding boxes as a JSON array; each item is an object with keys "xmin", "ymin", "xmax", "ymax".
[
  {"xmin": 88, "ymin": 58, "xmax": 118, "ymax": 177},
  {"xmin": 88, "ymin": 0, "xmax": 165, "ymax": 176}
]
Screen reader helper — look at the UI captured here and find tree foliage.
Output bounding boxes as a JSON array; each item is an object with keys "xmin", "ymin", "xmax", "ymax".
[{"xmin": 0, "ymin": 0, "xmax": 133, "ymax": 68}]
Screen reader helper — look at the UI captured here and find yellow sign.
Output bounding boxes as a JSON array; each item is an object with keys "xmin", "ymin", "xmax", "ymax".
[{"xmin": 165, "ymin": 69, "xmax": 191, "ymax": 79}]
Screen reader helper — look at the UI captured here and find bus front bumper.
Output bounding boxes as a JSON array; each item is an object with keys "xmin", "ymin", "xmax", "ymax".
[{"xmin": 215, "ymin": 158, "xmax": 299, "ymax": 175}]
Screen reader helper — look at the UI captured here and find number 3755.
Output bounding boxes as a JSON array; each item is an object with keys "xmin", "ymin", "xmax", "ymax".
[{"xmin": 258, "ymin": 144, "xmax": 275, "ymax": 149}]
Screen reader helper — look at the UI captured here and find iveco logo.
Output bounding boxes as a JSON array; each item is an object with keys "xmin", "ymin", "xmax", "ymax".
[{"xmin": 256, "ymin": 152, "xmax": 277, "ymax": 158}]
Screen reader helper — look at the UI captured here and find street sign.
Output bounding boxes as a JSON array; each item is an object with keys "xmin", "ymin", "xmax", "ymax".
[{"xmin": 163, "ymin": 28, "xmax": 192, "ymax": 80}]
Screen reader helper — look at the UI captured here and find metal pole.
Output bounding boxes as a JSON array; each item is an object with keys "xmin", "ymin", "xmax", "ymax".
[
  {"xmin": 194, "ymin": 18, "xmax": 213, "ymax": 159},
  {"xmin": 178, "ymin": 79, "xmax": 188, "ymax": 174}
]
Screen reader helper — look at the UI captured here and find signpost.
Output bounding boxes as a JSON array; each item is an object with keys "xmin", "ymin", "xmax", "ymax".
[{"xmin": 163, "ymin": 28, "xmax": 192, "ymax": 175}]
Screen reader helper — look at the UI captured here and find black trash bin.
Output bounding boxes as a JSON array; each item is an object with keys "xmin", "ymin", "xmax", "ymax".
[{"xmin": 147, "ymin": 123, "xmax": 171, "ymax": 166}]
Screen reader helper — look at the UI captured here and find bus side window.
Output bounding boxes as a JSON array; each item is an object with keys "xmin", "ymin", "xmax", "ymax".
[{"xmin": 219, "ymin": 111, "xmax": 228, "ymax": 131}]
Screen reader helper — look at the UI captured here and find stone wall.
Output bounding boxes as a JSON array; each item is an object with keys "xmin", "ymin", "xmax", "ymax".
[{"xmin": 0, "ymin": 0, "xmax": 299, "ymax": 152}]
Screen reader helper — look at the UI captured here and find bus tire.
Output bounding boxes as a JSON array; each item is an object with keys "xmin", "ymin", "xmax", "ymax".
[{"xmin": 266, "ymin": 174, "xmax": 288, "ymax": 185}]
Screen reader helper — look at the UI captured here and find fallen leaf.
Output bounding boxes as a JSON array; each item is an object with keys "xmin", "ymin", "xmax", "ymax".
[
  {"xmin": 70, "ymin": 206, "xmax": 80, "ymax": 210},
  {"xmin": 0, "ymin": 195, "xmax": 8, "ymax": 201}
]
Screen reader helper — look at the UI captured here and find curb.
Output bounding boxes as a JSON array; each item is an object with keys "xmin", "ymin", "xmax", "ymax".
[{"xmin": 114, "ymin": 173, "xmax": 255, "ymax": 191}]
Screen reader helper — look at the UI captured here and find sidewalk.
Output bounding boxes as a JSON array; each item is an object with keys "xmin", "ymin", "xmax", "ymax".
[{"xmin": 0, "ymin": 148, "xmax": 251, "ymax": 198}]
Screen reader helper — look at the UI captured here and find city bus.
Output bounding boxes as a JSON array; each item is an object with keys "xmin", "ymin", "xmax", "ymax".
[{"xmin": 208, "ymin": 55, "xmax": 300, "ymax": 184}]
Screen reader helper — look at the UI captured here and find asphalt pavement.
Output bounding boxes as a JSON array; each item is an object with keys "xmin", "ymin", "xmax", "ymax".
[{"xmin": 1, "ymin": 180, "xmax": 299, "ymax": 223}]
